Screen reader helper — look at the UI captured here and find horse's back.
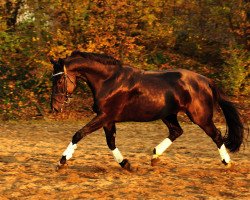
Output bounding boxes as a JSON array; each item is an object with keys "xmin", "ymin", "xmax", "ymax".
[
  {"xmin": 142, "ymin": 68, "xmax": 215, "ymax": 116},
  {"xmin": 142, "ymin": 68, "xmax": 212, "ymax": 96}
]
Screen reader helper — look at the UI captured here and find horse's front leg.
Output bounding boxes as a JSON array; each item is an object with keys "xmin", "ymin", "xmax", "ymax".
[
  {"xmin": 104, "ymin": 124, "xmax": 131, "ymax": 171},
  {"xmin": 57, "ymin": 114, "xmax": 106, "ymax": 169}
]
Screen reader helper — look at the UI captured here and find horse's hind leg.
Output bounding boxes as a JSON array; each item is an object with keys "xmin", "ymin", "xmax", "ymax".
[
  {"xmin": 187, "ymin": 107, "xmax": 231, "ymax": 165},
  {"xmin": 151, "ymin": 114, "xmax": 183, "ymax": 166},
  {"xmin": 198, "ymin": 121, "xmax": 231, "ymax": 165},
  {"xmin": 104, "ymin": 123, "xmax": 131, "ymax": 171}
]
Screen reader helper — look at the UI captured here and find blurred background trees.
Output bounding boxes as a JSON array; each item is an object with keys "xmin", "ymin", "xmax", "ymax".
[{"xmin": 0, "ymin": 0, "xmax": 249, "ymax": 119}]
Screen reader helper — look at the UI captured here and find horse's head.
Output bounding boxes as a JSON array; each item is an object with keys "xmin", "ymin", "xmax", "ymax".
[{"xmin": 50, "ymin": 58, "xmax": 77, "ymax": 112}]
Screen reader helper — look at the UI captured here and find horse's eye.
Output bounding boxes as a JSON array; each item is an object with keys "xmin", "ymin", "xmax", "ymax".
[{"xmin": 57, "ymin": 80, "xmax": 62, "ymax": 85}]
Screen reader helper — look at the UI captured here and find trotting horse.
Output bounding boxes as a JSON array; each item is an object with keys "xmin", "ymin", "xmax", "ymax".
[{"xmin": 50, "ymin": 50, "xmax": 244, "ymax": 171}]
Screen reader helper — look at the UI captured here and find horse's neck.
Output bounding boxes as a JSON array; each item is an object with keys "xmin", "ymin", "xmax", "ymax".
[{"xmin": 77, "ymin": 60, "xmax": 120, "ymax": 97}]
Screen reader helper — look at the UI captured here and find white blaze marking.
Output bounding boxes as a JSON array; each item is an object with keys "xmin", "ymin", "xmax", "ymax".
[
  {"xmin": 112, "ymin": 148, "xmax": 124, "ymax": 163},
  {"xmin": 62, "ymin": 142, "xmax": 77, "ymax": 160},
  {"xmin": 218, "ymin": 144, "xmax": 230, "ymax": 163},
  {"xmin": 155, "ymin": 138, "xmax": 172, "ymax": 156}
]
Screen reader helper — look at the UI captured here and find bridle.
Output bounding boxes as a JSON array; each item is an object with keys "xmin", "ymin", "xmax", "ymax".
[{"xmin": 52, "ymin": 66, "xmax": 76, "ymax": 105}]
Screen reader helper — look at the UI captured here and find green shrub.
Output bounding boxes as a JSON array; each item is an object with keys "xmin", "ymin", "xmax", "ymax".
[{"xmin": 221, "ymin": 46, "xmax": 249, "ymax": 96}]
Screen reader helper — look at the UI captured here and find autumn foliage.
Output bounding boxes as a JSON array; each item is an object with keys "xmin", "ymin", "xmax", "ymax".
[{"xmin": 0, "ymin": 0, "xmax": 249, "ymax": 119}]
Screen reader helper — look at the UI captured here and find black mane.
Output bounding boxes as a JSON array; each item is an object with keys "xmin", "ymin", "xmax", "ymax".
[{"xmin": 70, "ymin": 50, "xmax": 122, "ymax": 66}]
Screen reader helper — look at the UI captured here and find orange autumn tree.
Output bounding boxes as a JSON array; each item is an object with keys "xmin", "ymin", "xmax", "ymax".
[{"xmin": 0, "ymin": 0, "xmax": 249, "ymax": 119}]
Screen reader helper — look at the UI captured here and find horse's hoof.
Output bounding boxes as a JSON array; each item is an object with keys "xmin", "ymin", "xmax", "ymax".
[
  {"xmin": 225, "ymin": 161, "xmax": 233, "ymax": 169},
  {"xmin": 123, "ymin": 162, "xmax": 132, "ymax": 171},
  {"xmin": 120, "ymin": 159, "xmax": 132, "ymax": 172},
  {"xmin": 151, "ymin": 157, "xmax": 160, "ymax": 166},
  {"xmin": 221, "ymin": 159, "xmax": 235, "ymax": 169},
  {"xmin": 222, "ymin": 159, "xmax": 233, "ymax": 168},
  {"xmin": 226, "ymin": 162, "xmax": 232, "ymax": 168},
  {"xmin": 56, "ymin": 162, "xmax": 68, "ymax": 171}
]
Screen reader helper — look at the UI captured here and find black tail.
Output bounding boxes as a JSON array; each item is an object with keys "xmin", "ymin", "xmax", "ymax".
[{"xmin": 211, "ymin": 84, "xmax": 244, "ymax": 152}]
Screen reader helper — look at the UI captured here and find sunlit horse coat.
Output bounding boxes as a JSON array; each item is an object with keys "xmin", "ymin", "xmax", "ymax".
[{"xmin": 50, "ymin": 51, "xmax": 244, "ymax": 170}]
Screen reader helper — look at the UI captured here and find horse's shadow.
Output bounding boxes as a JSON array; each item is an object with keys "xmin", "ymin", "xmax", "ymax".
[
  {"xmin": 71, "ymin": 164, "xmax": 108, "ymax": 173},
  {"xmin": 0, "ymin": 155, "xmax": 18, "ymax": 164}
]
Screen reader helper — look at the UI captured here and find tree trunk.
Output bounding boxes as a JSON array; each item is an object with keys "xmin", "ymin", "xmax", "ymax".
[{"xmin": 5, "ymin": 0, "xmax": 24, "ymax": 31}]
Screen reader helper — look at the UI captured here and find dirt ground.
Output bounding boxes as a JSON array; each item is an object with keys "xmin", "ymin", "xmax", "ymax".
[{"xmin": 0, "ymin": 119, "xmax": 249, "ymax": 200}]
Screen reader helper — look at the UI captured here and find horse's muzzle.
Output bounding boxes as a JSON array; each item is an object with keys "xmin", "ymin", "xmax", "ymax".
[{"xmin": 51, "ymin": 105, "xmax": 63, "ymax": 113}]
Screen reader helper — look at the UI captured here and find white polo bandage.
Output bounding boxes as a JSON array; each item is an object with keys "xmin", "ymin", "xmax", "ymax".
[
  {"xmin": 112, "ymin": 148, "xmax": 124, "ymax": 163},
  {"xmin": 154, "ymin": 138, "xmax": 172, "ymax": 156},
  {"xmin": 62, "ymin": 142, "xmax": 77, "ymax": 160},
  {"xmin": 218, "ymin": 144, "xmax": 230, "ymax": 163}
]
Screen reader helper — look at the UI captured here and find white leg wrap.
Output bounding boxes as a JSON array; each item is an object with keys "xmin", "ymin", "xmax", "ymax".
[
  {"xmin": 112, "ymin": 148, "xmax": 124, "ymax": 163},
  {"xmin": 62, "ymin": 142, "xmax": 77, "ymax": 160},
  {"xmin": 218, "ymin": 144, "xmax": 230, "ymax": 164},
  {"xmin": 154, "ymin": 138, "xmax": 172, "ymax": 157}
]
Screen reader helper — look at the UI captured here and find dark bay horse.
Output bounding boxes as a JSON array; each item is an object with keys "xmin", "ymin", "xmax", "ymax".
[{"xmin": 50, "ymin": 51, "xmax": 244, "ymax": 171}]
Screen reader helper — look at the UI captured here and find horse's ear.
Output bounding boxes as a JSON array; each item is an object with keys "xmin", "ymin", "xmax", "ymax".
[
  {"xmin": 58, "ymin": 58, "xmax": 64, "ymax": 66},
  {"xmin": 49, "ymin": 57, "xmax": 57, "ymax": 65}
]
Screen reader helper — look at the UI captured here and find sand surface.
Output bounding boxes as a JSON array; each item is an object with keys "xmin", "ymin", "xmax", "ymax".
[{"xmin": 0, "ymin": 120, "xmax": 249, "ymax": 199}]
